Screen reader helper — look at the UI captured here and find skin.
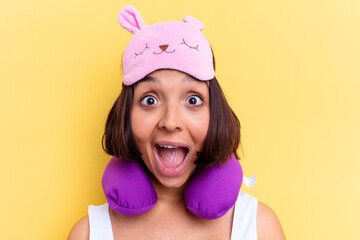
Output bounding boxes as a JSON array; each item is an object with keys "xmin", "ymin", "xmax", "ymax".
[
  {"xmin": 68, "ymin": 70, "xmax": 286, "ymax": 240},
  {"xmin": 130, "ymin": 69, "xmax": 210, "ymax": 189}
]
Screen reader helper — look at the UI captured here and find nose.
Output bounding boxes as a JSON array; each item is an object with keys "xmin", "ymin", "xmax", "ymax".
[
  {"xmin": 159, "ymin": 44, "xmax": 169, "ymax": 51},
  {"xmin": 158, "ymin": 102, "xmax": 183, "ymax": 132}
]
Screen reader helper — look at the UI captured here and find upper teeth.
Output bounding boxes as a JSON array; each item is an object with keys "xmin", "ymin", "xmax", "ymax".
[{"xmin": 159, "ymin": 145, "xmax": 178, "ymax": 149}]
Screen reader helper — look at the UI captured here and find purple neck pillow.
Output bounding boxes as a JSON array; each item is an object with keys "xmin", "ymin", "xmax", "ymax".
[{"xmin": 102, "ymin": 155, "xmax": 243, "ymax": 219}]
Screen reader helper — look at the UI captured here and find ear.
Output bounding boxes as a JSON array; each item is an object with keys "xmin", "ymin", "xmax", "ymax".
[
  {"xmin": 118, "ymin": 5, "xmax": 146, "ymax": 34},
  {"xmin": 183, "ymin": 15, "xmax": 204, "ymax": 31}
]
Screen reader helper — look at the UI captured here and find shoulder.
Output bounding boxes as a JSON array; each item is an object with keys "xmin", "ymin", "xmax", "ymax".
[
  {"xmin": 256, "ymin": 201, "xmax": 286, "ymax": 240},
  {"xmin": 67, "ymin": 215, "xmax": 89, "ymax": 240}
]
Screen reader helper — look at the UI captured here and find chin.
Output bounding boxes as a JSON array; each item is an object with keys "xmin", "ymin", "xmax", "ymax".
[{"xmin": 156, "ymin": 175, "xmax": 190, "ymax": 189}]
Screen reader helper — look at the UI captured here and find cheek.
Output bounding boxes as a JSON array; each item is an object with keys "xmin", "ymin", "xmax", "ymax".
[
  {"xmin": 188, "ymin": 110, "xmax": 210, "ymax": 145},
  {"xmin": 130, "ymin": 108, "xmax": 158, "ymax": 172},
  {"xmin": 131, "ymin": 108, "xmax": 156, "ymax": 150}
]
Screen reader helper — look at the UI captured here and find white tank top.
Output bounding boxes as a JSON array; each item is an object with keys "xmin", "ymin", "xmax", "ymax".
[{"xmin": 88, "ymin": 191, "xmax": 258, "ymax": 240}]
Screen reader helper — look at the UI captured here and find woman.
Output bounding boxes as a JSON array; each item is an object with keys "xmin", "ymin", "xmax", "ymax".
[{"xmin": 68, "ymin": 5, "xmax": 285, "ymax": 240}]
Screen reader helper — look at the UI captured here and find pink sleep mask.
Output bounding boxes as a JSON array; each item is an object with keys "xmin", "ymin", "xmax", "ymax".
[{"xmin": 118, "ymin": 5, "xmax": 215, "ymax": 85}]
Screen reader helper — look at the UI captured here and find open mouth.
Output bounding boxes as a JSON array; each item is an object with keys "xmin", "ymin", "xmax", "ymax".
[{"xmin": 154, "ymin": 144, "xmax": 189, "ymax": 170}]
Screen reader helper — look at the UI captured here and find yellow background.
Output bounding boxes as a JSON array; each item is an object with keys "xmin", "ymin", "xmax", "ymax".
[{"xmin": 1, "ymin": 0, "xmax": 359, "ymax": 239}]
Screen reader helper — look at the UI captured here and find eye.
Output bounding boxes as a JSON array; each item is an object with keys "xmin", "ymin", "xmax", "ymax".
[
  {"xmin": 186, "ymin": 95, "xmax": 202, "ymax": 106},
  {"xmin": 141, "ymin": 95, "xmax": 158, "ymax": 106},
  {"xmin": 135, "ymin": 44, "xmax": 150, "ymax": 57},
  {"xmin": 181, "ymin": 38, "xmax": 199, "ymax": 51}
]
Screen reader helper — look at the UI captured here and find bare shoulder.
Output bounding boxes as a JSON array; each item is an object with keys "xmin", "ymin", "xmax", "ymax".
[
  {"xmin": 67, "ymin": 215, "xmax": 89, "ymax": 240},
  {"xmin": 257, "ymin": 201, "xmax": 286, "ymax": 240}
]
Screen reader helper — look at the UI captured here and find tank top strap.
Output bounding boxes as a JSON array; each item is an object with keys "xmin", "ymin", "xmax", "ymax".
[
  {"xmin": 88, "ymin": 203, "xmax": 114, "ymax": 240},
  {"xmin": 230, "ymin": 191, "xmax": 258, "ymax": 240}
]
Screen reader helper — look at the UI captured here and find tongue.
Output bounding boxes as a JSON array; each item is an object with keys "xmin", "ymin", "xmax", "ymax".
[{"xmin": 158, "ymin": 147, "xmax": 186, "ymax": 169}]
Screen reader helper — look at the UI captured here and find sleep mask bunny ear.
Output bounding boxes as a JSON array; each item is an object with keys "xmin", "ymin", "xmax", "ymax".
[{"xmin": 118, "ymin": 5, "xmax": 215, "ymax": 85}]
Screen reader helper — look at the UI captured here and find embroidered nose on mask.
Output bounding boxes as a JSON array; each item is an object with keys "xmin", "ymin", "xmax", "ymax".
[
  {"xmin": 159, "ymin": 44, "xmax": 169, "ymax": 51},
  {"xmin": 154, "ymin": 44, "xmax": 175, "ymax": 55}
]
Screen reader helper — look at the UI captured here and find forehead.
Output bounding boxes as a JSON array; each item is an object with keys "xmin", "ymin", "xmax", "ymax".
[
  {"xmin": 135, "ymin": 70, "xmax": 207, "ymax": 87},
  {"xmin": 147, "ymin": 70, "xmax": 195, "ymax": 82}
]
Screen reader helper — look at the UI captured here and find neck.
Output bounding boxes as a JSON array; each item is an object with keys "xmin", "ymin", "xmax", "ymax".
[{"xmin": 147, "ymin": 172, "xmax": 188, "ymax": 205}]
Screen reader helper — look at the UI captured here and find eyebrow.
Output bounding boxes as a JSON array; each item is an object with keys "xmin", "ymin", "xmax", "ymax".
[
  {"xmin": 142, "ymin": 74, "xmax": 197, "ymax": 84},
  {"xmin": 142, "ymin": 75, "xmax": 158, "ymax": 83},
  {"xmin": 183, "ymin": 75, "xmax": 197, "ymax": 83}
]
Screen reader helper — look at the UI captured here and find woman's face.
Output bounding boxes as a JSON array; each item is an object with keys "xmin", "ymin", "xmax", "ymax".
[{"xmin": 131, "ymin": 69, "xmax": 210, "ymax": 188}]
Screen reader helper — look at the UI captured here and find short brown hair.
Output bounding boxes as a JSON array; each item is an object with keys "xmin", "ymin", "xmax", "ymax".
[{"xmin": 102, "ymin": 76, "xmax": 241, "ymax": 168}]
